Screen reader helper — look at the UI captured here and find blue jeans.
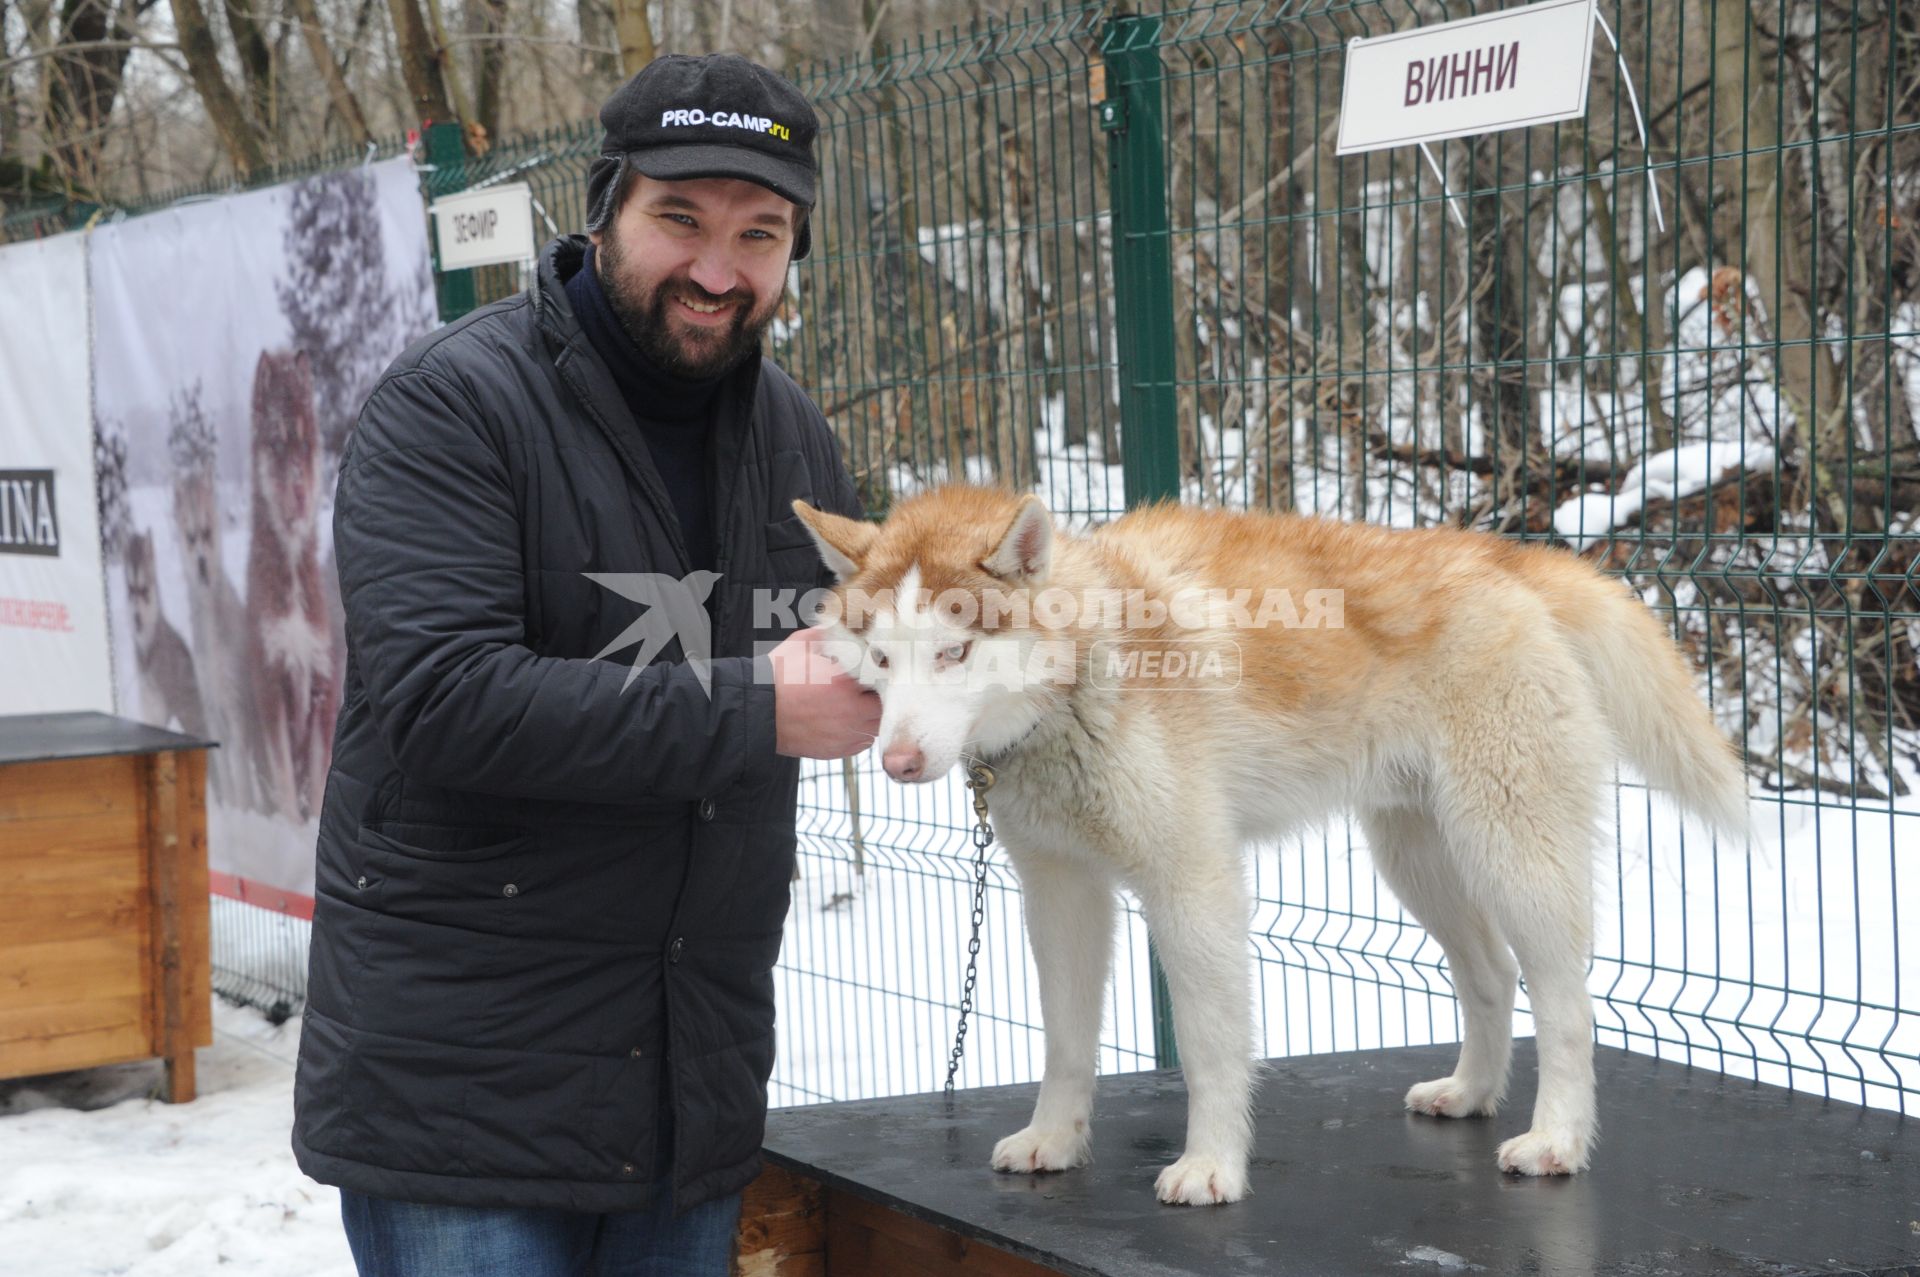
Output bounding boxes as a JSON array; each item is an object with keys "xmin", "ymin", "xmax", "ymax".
[{"xmin": 338, "ymin": 1184, "xmax": 742, "ymax": 1277}]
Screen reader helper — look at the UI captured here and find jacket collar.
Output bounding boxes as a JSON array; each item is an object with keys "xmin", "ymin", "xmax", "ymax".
[{"xmin": 532, "ymin": 236, "xmax": 767, "ymax": 640}]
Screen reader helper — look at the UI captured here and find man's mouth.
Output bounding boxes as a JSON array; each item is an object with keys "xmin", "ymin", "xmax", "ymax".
[{"xmin": 676, "ymin": 293, "xmax": 736, "ymax": 321}]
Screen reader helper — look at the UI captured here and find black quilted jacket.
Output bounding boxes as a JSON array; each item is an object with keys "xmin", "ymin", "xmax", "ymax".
[{"xmin": 291, "ymin": 235, "xmax": 857, "ymax": 1212}]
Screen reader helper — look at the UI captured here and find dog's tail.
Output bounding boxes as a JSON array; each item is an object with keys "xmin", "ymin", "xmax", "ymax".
[{"xmin": 1545, "ymin": 564, "xmax": 1751, "ymax": 843}]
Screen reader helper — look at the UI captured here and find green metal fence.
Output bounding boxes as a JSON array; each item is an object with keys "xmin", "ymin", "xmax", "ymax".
[
  {"xmin": 772, "ymin": 0, "xmax": 1919, "ymax": 1113},
  {"xmin": 15, "ymin": 0, "xmax": 1914, "ymax": 1115}
]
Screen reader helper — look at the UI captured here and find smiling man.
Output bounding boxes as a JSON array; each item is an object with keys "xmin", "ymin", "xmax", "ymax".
[{"xmin": 292, "ymin": 54, "xmax": 879, "ymax": 1277}]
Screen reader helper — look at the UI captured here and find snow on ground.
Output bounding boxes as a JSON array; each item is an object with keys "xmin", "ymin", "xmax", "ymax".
[
  {"xmin": 0, "ymin": 1000, "xmax": 355, "ymax": 1277},
  {"xmin": 1551, "ymin": 439, "xmax": 1778, "ymax": 551}
]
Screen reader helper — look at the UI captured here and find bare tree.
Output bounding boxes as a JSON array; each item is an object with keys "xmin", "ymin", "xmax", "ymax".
[
  {"xmin": 385, "ymin": 0, "xmax": 452, "ymax": 122},
  {"xmin": 169, "ymin": 0, "xmax": 267, "ymax": 173},
  {"xmin": 612, "ymin": 0, "xmax": 651, "ymax": 75},
  {"xmin": 289, "ymin": 0, "xmax": 371, "ymax": 147}
]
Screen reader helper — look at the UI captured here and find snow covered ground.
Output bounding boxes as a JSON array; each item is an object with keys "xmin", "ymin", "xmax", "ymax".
[{"xmin": 0, "ymin": 1000, "xmax": 355, "ymax": 1277}]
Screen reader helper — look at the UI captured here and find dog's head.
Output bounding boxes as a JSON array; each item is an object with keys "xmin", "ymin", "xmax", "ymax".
[{"xmin": 793, "ymin": 486, "xmax": 1073, "ymax": 784}]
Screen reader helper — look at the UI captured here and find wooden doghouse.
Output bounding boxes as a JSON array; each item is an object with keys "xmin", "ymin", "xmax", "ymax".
[{"xmin": 0, "ymin": 712, "xmax": 214, "ymax": 1102}]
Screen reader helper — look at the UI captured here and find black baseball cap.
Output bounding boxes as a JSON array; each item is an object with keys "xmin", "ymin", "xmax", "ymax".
[{"xmin": 586, "ymin": 54, "xmax": 821, "ymax": 259}]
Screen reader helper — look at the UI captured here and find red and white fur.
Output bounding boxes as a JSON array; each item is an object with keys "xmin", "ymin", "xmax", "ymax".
[
  {"xmin": 246, "ymin": 349, "xmax": 339, "ymax": 822},
  {"xmin": 794, "ymin": 486, "xmax": 1748, "ymax": 1206}
]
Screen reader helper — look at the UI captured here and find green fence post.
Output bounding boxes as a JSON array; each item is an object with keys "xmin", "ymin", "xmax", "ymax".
[
  {"xmin": 426, "ymin": 121, "xmax": 476, "ymax": 322},
  {"xmin": 1102, "ymin": 11, "xmax": 1182, "ymax": 1069},
  {"xmin": 1103, "ymin": 12, "xmax": 1182, "ymax": 510}
]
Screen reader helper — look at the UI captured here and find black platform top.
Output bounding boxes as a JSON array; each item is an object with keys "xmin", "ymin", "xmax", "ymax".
[
  {"xmin": 763, "ymin": 1041, "xmax": 1919, "ymax": 1276},
  {"xmin": 0, "ymin": 711, "xmax": 216, "ymax": 766}
]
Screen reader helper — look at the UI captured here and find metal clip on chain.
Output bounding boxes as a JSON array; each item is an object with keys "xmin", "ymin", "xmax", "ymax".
[{"xmin": 943, "ymin": 761, "xmax": 997, "ymax": 1094}]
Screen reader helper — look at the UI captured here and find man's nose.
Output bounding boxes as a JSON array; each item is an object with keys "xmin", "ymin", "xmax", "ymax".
[
  {"xmin": 687, "ymin": 252, "xmax": 739, "ymax": 298},
  {"xmin": 882, "ymin": 741, "xmax": 925, "ymax": 782}
]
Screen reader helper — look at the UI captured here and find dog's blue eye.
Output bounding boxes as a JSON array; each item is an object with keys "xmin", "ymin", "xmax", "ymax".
[{"xmin": 943, "ymin": 642, "xmax": 971, "ymax": 663}]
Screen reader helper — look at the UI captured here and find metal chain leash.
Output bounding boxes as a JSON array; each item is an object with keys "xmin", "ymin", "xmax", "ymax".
[{"xmin": 943, "ymin": 761, "xmax": 997, "ymax": 1094}]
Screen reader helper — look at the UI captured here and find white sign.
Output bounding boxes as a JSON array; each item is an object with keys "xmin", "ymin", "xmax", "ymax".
[
  {"xmin": 0, "ymin": 231, "xmax": 113, "ymax": 715},
  {"xmin": 1337, "ymin": 0, "xmax": 1597, "ymax": 155},
  {"xmin": 430, "ymin": 181, "xmax": 536, "ymax": 270}
]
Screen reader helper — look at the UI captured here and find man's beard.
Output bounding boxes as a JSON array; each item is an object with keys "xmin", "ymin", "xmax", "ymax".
[{"xmin": 596, "ymin": 234, "xmax": 775, "ymax": 380}]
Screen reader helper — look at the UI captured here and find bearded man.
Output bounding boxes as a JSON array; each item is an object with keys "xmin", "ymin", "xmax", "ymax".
[{"xmin": 292, "ymin": 53, "xmax": 878, "ymax": 1277}]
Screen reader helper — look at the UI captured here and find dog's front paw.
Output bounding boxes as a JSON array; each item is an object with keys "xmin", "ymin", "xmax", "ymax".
[
  {"xmin": 991, "ymin": 1123, "xmax": 1090, "ymax": 1174},
  {"xmin": 1405, "ymin": 1076, "xmax": 1500, "ymax": 1118},
  {"xmin": 1496, "ymin": 1129, "xmax": 1588, "ymax": 1176},
  {"xmin": 1153, "ymin": 1153, "xmax": 1247, "ymax": 1205}
]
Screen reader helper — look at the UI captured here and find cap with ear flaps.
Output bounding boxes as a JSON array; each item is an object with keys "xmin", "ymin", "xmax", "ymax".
[{"xmin": 585, "ymin": 53, "xmax": 819, "ymax": 260}]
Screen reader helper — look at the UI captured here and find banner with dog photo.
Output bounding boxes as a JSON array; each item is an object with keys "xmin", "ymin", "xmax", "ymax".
[
  {"xmin": 92, "ymin": 156, "xmax": 437, "ymax": 905},
  {"xmin": 0, "ymin": 231, "xmax": 114, "ymax": 714}
]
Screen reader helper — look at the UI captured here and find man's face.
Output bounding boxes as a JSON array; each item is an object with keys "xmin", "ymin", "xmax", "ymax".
[{"xmin": 592, "ymin": 173, "xmax": 797, "ymax": 379}]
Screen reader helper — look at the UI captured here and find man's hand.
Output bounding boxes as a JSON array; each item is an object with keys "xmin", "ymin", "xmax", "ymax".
[{"xmin": 770, "ymin": 626, "xmax": 880, "ymax": 759}]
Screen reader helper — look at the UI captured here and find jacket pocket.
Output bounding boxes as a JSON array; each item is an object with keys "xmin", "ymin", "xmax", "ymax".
[
  {"xmin": 356, "ymin": 821, "xmax": 541, "ymax": 936},
  {"xmin": 359, "ymin": 820, "xmax": 533, "ymax": 863}
]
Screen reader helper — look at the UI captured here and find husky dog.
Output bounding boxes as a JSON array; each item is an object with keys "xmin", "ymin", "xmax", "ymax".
[
  {"xmin": 246, "ymin": 349, "xmax": 339, "ymax": 822},
  {"xmin": 793, "ymin": 486, "xmax": 1747, "ymax": 1206},
  {"xmin": 125, "ymin": 528, "xmax": 208, "ymax": 738},
  {"xmin": 174, "ymin": 460, "xmax": 262, "ymax": 810}
]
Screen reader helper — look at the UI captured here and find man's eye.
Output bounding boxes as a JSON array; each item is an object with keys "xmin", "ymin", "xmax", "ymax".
[
  {"xmin": 662, "ymin": 213, "xmax": 696, "ymax": 227},
  {"xmin": 744, "ymin": 229, "xmax": 772, "ymax": 241}
]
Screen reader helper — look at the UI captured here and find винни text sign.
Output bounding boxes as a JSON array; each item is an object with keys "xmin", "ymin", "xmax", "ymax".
[{"xmin": 1337, "ymin": 0, "xmax": 1597, "ymax": 156}]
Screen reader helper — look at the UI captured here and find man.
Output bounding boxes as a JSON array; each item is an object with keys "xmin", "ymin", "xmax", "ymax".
[{"xmin": 292, "ymin": 53, "xmax": 879, "ymax": 1276}]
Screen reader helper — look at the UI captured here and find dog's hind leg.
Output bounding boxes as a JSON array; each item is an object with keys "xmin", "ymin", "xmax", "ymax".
[
  {"xmin": 1131, "ymin": 845, "xmax": 1255, "ymax": 1205},
  {"xmin": 1436, "ymin": 700, "xmax": 1605, "ymax": 1176},
  {"xmin": 1360, "ymin": 805, "xmax": 1518, "ymax": 1119},
  {"xmin": 992, "ymin": 850, "xmax": 1116, "ymax": 1175}
]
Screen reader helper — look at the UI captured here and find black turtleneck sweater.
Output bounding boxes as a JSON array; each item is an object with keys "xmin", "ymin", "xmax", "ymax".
[{"xmin": 565, "ymin": 244, "xmax": 720, "ymax": 571}]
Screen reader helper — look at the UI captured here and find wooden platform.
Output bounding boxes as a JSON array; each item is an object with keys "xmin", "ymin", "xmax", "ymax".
[
  {"xmin": 0, "ymin": 712, "xmax": 215, "ymax": 1102},
  {"xmin": 735, "ymin": 1041, "xmax": 1920, "ymax": 1276}
]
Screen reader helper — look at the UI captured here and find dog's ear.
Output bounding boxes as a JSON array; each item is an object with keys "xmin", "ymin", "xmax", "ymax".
[
  {"xmin": 792, "ymin": 500, "xmax": 876, "ymax": 583},
  {"xmin": 983, "ymin": 494, "xmax": 1054, "ymax": 583}
]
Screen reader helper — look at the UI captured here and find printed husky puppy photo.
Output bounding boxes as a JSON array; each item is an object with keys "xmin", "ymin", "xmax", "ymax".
[
  {"xmin": 795, "ymin": 485, "xmax": 1748, "ymax": 1206},
  {"xmin": 124, "ymin": 526, "xmax": 207, "ymax": 739},
  {"xmin": 172, "ymin": 457, "xmax": 263, "ymax": 812},
  {"xmin": 245, "ymin": 349, "xmax": 339, "ymax": 822}
]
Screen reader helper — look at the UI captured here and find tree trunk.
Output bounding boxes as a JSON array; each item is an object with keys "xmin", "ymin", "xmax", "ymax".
[
  {"xmin": 421, "ymin": 0, "xmax": 472, "ymax": 128},
  {"xmin": 0, "ymin": 0, "xmax": 16, "ymax": 175},
  {"xmin": 1584, "ymin": 161, "xmax": 1675, "ymax": 456},
  {"xmin": 386, "ymin": 0, "xmax": 454, "ymax": 123},
  {"xmin": 1469, "ymin": 130, "xmax": 1546, "ymax": 528},
  {"xmin": 470, "ymin": 0, "xmax": 507, "ymax": 144},
  {"xmin": 576, "ymin": 0, "xmax": 619, "ymax": 89},
  {"xmin": 1711, "ymin": 0, "xmax": 1844, "ymax": 520},
  {"xmin": 289, "ymin": 0, "xmax": 371, "ymax": 147},
  {"xmin": 46, "ymin": 0, "xmax": 145, "ymax": 190},
  {"xmin": 612, "ymin": 0, "xmax": 652, "ymax": 76},
  {"xmin": 220, "ymin": 0, "xmax": 275, "ymax": 139},
  {"xmin": 988, "ymin": 114, "xmax": 1038, "ymax": 491},
  {"xmin": 1310, "ymin": 113, "xmax": 1373, "ymax": 517},
  {"xmin": 170, "ymin": 0, "xmax": 269, "ymax": 175}
]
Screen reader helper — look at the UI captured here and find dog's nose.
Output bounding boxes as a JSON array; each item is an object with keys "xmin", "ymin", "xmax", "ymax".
[{"xmin": 883, "ymin": 745, "xmax": 925, "ymax": 781}]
